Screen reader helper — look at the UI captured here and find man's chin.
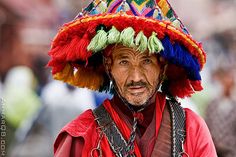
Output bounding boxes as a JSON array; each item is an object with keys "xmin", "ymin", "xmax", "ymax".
[
  {"xmin": 124, "ymin": 90, "xmax": 157, "ymax": 106},
  {"xmin": 126, "ymin": 96, "xmax": 148, "ymax": 106}
]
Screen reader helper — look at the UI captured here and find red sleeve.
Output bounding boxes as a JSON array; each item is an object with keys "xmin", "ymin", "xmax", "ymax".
[
  {"xmin": 184, "ymin": 108, "xmax": 217, "ymax": 157},
  {"xmin": 54, "ymin": 132, "xmax": 84, "ymax": 157},
  {"xmin": 53, "ymin": 110, "xmax": 98, "ymax": 157}
]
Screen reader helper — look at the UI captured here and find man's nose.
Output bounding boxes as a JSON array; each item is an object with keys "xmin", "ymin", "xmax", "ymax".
[{"xmin": 128, "ymin": 66, "xmax": 145, "ymax": 82}]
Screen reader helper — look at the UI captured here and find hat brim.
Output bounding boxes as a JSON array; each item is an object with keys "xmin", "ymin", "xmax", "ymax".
[
  {"xmin": 52, "ymin": 13, "xmax": 205, "ymax": 68},
  {"xmin": 48, "ymin": 13, "xmax": 205, "ymax": 97}
]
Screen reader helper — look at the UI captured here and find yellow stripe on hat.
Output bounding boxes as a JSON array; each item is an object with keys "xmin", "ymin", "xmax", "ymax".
[{"xmin": 158, "ymin": 0, "xmax": 170, "ymax": 16}]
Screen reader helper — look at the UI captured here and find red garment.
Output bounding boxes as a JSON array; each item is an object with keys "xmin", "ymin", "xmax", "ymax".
[{"xmin": 54, "ymin": 93, "xmax": 217, "ymax": 157}]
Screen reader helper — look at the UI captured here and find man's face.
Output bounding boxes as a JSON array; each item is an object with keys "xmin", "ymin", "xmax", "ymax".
[{"xmin": 106, "ymin": 45, "xmax": 162, "ymax": 106}]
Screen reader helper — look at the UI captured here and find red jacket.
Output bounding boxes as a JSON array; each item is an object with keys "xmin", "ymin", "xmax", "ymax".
[{"xmin": 54, "ymin": 94, "xmax": 217, "ymax": 157}]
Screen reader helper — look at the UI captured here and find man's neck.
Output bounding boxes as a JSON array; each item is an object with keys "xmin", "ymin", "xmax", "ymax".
[{"xmin": 111, "ymin": 94, "xmax": 157, "ymax": 137}]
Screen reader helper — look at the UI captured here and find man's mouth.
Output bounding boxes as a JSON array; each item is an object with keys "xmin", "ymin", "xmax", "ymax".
[{"xmin": 127, "ymin": 86, "xmax": 147, "ymax": 95}]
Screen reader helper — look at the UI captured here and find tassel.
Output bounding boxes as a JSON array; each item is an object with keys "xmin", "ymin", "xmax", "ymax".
[
  {"xmin": 135, "ymin": 31, "xmax": 148, "ymax": 53},
  {"xmin": 161, "ymin": 36, "xmax": 201, "ymax": 81},
  {"xmin": 190, "ymin": 80, "xmax": 203, "ymax": 91},
  {"xmin": 87, "ymin": 29, "xmax": 108, "ymax": 53},
  {"xmin": 120, "ymin": 27, "xmax": 135, "ymax": 47},
  {"xmin": 47, "ymin": 59, "xmax": 66, "ymax": 74},
  {"xmin": 53, "ymin": 64, "xmax": 74, "ymax": 83},
  {"xmin": 107, "ymin": 26, "xmax": 120, "ymax": 44},
  {"xmin": 76, "ymin": 33, "xmax": 92, "ymax": 60},
  {"xmin": 148, "ymin": 32, "xmax": 164, "ymax": 54},
  {"xmin": 66, "ymin": 34, "xmax": 92, "ymax": 61},
  {"xmin": 169, "ymin": 79, "xmax": 195, "ymax": 98},
  {"xmin": 49, "ymin": 45, "xmax": 68, "ymax": 61},
  {"xmin": 173, "ymin": 43, "xmax": 201, "ymax": 80},
  {"xmin": 74, "ymin": 66, "xmax": 104, "ymax": 90},
  {"xmin": 65, "ymin": 37, "xmax": 80, "ymax": 61}
]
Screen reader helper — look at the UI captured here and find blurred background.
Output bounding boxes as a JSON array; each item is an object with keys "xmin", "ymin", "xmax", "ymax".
[{"xmin": 0, "ymin": 0, "xmax": 235, "ymax": 156}]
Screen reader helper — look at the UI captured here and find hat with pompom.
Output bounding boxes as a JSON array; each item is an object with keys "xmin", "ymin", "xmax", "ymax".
[{"xmin": 47, "ymin": 0, "xmax": 206, "ymax": 98}]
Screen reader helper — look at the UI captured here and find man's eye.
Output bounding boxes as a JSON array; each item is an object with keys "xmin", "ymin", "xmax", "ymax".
[
  {"xmin": 143, "ymin": 59, "xmax": 152, "ymax": 64},
  {"xmin": 119, "ymin": 60, "xmax": 128, "ymax": 65}
]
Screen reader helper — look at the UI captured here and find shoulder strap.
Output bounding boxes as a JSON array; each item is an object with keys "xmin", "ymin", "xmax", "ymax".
[
  {"xmin": 93, "ymin": 105, "xmax": 129, "ymax": 157},
  {"xmin": 168, "ymin": 99, "xmax": 186, "ymax": 157},
  {"xmin": 151, "ymin": 99, "xmax": 186, "ymax": 157}
]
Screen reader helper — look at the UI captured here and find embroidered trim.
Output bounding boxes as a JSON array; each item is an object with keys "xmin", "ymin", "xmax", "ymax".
[
  {"xmin": 168, "ymin": 99, "xmax": 188, "ymax": 157},
  {"xmin": 93, "ymin": 105, "xmax": 129, "ymax": 157}
]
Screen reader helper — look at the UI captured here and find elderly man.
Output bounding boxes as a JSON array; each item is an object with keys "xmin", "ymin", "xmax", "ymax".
[{"xmin": 48, "ymin": 0, "xmax": 217, "ymax": 156}]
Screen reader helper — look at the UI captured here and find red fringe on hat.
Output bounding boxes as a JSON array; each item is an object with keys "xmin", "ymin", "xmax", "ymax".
[
  {"xmin": 47, "ymin": 59, "xmax": 66, "ymax": 75},
  {"xmin": 65, "ymin": 36, "xmax": 81, "ymax": 61},
  {"xmin": 66, "ymin": 33, "xmax": 92, "ymax": 61},
  {"xmin": 165, "ymin": 64, "xmax": 202, "ymax": 98},
  {"xmin": 169, "ymin": 79, "xmax": 195, "ymax": 98},
  {"xmin": 48, "ymin": 46, "xmax": 67, "ymax": 61},
  {"xmin": 48, "ymin": 30, "xmax": 93, "ymax": 76},
  {"xmin": 190, "ymin": 80, "xmax": 203, "ymax": 91}
]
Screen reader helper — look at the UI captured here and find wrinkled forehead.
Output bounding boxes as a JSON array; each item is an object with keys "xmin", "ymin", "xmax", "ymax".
[{"xmin": 108, "ymin": 44, "xmax": 154, "ymax": 59}]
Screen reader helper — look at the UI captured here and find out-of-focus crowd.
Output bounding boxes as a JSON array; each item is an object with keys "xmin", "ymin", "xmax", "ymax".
[{"xmin": 0, "ymin": 0, "xmax": 235, "ymax": 157}]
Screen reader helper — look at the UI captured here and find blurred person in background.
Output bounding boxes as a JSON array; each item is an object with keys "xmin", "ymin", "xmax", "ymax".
[
  {"xmin": 48, "ymin": 0, "xmax": 217, "ymax": 156},
  {"xmin": 0, "ymin": 2, "xmax": 35, "ymax": 156},
  {"xmin": 0, "ymin": 0, "xmax": 61, "ymax": 156},
  {"xmin": 1, "ymin": 0, "xmax": 107, "ymax": 156},
  {"xmin": 40, "ymin": 80, "xmax": 97, "ymax": 140},
  {"xmin": 2, "ymin": 66, "xmax": 41, "ymax": 155},
  {"xmin": 205, "ymin": 65, "xmax": 236, "ymax": 157}
]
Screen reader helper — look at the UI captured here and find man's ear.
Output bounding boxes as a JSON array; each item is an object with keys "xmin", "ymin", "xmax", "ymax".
[
  {"xmin": 159, "ymin": 56, "xmax": 168, "ymax": 82},
  {"xmin": 103, "ymin": 57, "xmax": 112, "ymax": 73}
]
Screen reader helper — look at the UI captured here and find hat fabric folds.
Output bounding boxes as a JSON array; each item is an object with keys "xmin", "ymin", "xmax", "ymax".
[{"xmin": 47, "ymin": 0, "xmax": 206, "ymax": 98}]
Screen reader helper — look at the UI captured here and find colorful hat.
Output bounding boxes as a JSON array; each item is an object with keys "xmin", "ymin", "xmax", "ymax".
[{"xmin": 47, "ymin": 0, "xmax": 206, "ymax": 98}]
